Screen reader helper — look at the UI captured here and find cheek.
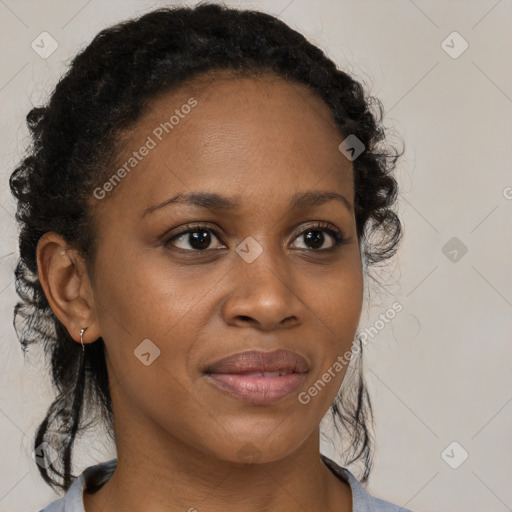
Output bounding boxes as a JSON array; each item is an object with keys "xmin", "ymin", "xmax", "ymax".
[
  {"xmin": 92, "ymin": 240, "xmax": 233, "ymax": 411},
  {"xmin": 311, "ymin": 258, "xmax": 364, "ymax": 340},
  {"xmin": 302, "ymin": 261, "xmax": 363, "ymax": 393},
  {"xmin": 92, "ymin": 248, "xmax": 208, "ymax": 428},
  {"xmin": 90, "ymin": 243, "xmax": 197, "ymax": 388},
  {"xmin": 93, "ymin": 240, "xmax": 201, "ymax": 338}
]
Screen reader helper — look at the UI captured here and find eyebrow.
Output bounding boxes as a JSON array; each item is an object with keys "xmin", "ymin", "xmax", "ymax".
[{"xmin": 141, "ymin": 190, "xmax": 353, "ymax": 218}]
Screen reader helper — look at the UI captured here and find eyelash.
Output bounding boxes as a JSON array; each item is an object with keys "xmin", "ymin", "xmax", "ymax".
[{"xmin": 163, "ymin": 221, "xmax": 347, "ymax": 252}]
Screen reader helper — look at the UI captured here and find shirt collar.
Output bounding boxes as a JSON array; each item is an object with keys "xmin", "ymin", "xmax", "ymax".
[{"xmin": 321, "ymin": 454, "xmax": 377, "ymax": 512}]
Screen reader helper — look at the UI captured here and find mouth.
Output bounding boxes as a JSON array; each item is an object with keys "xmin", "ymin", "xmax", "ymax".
[
  {"xmin": 203, "ymin": 349, "xmax": 309, "ymax": 405},
  {"xmin": 204, "ymin": 348, "xmax": 309, "ymax": 374}
]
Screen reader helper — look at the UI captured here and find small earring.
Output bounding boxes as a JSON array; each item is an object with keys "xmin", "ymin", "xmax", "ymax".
[{"xmin": 80, "ymin": 328, "xmax": 86, "ymax": 352}]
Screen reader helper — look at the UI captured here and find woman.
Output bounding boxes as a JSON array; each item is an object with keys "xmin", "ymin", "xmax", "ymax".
[{"xmin": 10, "ymin": 3, "xmax": 408, "ymax": 511}]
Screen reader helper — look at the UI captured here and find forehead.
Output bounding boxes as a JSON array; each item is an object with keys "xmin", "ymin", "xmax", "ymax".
[{"xmin": 93, "ymin": 70, "xmax": 353, "ymax": 218}]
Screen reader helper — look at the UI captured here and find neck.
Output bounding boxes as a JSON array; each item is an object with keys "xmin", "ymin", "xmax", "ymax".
[{"xmin": 83, "ymin": 416, "xmax": 351, "ymax": 512}]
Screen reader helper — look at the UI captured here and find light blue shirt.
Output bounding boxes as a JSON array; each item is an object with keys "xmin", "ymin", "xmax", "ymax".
[{"xmin": 37, "ymin": 455, "xmax": 414, "ymax": 511}]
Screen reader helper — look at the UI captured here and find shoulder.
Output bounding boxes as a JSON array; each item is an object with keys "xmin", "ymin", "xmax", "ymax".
[
  {"xmin": 36, "ymin": 459, "xmax": 117, "ymax": 512},
  {"xmin": 321, "ymin": 454, "xmax": 415, "ymax": 512},
  {"xmin": 36, "ymin": 476, "xmax": 84, "ymax": 512}
]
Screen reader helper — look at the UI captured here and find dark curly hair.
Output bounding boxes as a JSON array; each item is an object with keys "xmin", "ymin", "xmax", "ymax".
[{"xmin": 9, "ymin": 2, "xmax": 403, "ymax": 494}]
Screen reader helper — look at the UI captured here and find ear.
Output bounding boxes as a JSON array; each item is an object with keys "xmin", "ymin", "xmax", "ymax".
[{"xmin": 36, "ymin": 232, "xmax": 101, "ymax": 346}]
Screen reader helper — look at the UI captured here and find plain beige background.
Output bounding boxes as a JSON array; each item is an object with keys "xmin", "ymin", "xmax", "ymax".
[{"xmin": 1, "ymin": 1, "xmax": 511, "ymax": 511}]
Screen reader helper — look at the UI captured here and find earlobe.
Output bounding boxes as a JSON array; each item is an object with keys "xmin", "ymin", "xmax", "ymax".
[{"xmin": 36, "ymin": 232, "xmax": 100, "ymax": 345}]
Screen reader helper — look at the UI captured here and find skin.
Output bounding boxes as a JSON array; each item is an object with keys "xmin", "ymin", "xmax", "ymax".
[{"xmin": 37, "ymin": 71, "xmax": 363, "ymax": 512}]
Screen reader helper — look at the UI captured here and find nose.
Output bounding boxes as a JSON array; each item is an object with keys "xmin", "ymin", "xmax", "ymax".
[{"xmin": 221, "ymin": 252, "xmax": 306, "ymax": 331}]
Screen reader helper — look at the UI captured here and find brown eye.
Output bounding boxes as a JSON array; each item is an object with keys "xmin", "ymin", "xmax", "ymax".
[
  {"xmin": 166, "ymin": 227, "xmax": 224, "ymax": 251},
  {"xmin": 300, "ymin": 229, "xmax": 332, "ymax": 250},
  {"xmin": 290, "ymin": 222, "xmax": 346, "ymax": 251}
]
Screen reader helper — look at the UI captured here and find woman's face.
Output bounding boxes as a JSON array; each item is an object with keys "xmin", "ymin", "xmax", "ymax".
[{"xmin": 87, "ymin": 72, "xmax": 363, "ymax": 463}]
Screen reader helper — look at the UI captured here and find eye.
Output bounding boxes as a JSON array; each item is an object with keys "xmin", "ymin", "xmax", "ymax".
[
  {"xmin": 290, "ymin": 222, "xmax": 346, "ymax": 251},
  {"xmin": 164, "ymin": 221, "xmax": 346, "ymax": 252},
  {"xmin": 165, "ymin": 225, "xmax": 225, "ymax": 251}
]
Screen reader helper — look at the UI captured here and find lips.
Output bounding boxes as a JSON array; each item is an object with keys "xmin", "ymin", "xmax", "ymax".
[
  {"xmin": 204, "ymin": 349, "xmax": 309, "ymax": 375},
  {"xmin": 203, "ymin": 349, "xmax": 309, "ymax": 405}
]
